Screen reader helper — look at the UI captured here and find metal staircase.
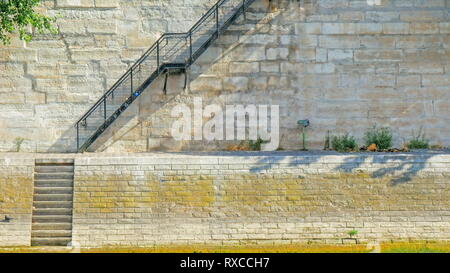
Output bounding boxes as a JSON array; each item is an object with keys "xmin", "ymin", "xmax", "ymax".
[{"xmin": 75, "ymin": 0, "xmax": 256, "ymax": 152}]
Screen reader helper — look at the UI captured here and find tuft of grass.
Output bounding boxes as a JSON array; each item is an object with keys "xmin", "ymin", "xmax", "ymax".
[
  {"xmin": 248, "ymin": 137, "xmax": 269, "ymax": 151},
  {"xmin": 381, "ymin": 242, "xmax": 450, "ymax": 253},
  {"xmin": 347, "ymin": 230, "xmax": 358, "ymax": 238},
  {"xmin": 407, "ymin": 128, "xmax": 429, "ymax": 149},
  {"xmin": 332, "ymin": 134, "xmax": 357, "ymax": 153},
  {"xmin": 364, "ymin": 127, "xmax": 392, "ymax": 150},
  {"xmin": 14, "ymin": 137, "xmax": 25, "ymax": 152}
]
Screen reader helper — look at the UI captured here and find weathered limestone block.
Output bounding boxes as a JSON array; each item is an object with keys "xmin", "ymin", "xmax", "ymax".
[
  {"xmin": 190, "ymin": 76, "xmax": 223, "ymax": 92},
  {"xmin": 0, "ymin": 63, "xmax": 24, "ymax": 76},
  {"xmin": 0, "ymin": 93, "xmax": 25, "ymax": 104},
  {"xmin": 56, "ymin": 0, "xmax": 95, "ymax": 8},
  {"xmin": 223, "ymin": 77, "xmax": 249, "ymax": 91},
  {"xmin": 95, "ymin": 0, "xmax": 119, "ymax": 8},
  {"xmin": 86, "ymin": 20, "xmax": 118, "ymax": 34},
  {"xmin": 328, "ymin": 49, "xmax": 353, "ymax": 63},
  {"xmin": 72, "ymin": 49, "xmax": 120, "ymax": 61},
  {"xmin": 0, "ymin": 49, "xmax": 37, "ymax": 62}
]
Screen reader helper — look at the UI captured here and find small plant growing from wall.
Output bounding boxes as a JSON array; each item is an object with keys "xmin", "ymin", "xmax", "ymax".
[
  {"xmin": 14, "ymin": 137, "xmax": 25, "ymax": 152},
  {"xmin": 406, "ymin": 127, "xmax": 429, "ymax": 149},
  {"xmin": 364, "ymin": 126, "xmax": 393, "ymax": 151},
  {"xmin": 331, "ymin": 133, "xmax": 357, "ymax": 153},
  {"xmin": 227, "ymin": 137, "xmax": 269, "ymax": 151},
  {"xmin": 348, "ymin": 229, "xmax": 359, "ymax": 238},
  {"xmin": 248, "ymin": 137, "xmax": 269, "ymax": 151}
]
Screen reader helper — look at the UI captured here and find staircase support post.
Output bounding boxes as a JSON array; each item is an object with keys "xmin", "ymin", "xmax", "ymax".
[
  {"xmin": 130, "ymin": 69, "xmax": 133, "ymax": 95},
  {"xmin": 76, "ymin": 123, "xmax": 79, "ymax": 151},
  {"xmin": 216, "ymin": 4, "xmax": 219, "ymax": 37},
  {"xmin": 163, "ymin": 71, "xmax": 168, "ymax": 95},
  {"xmin": 103, "ymin": 98, "xmax": 107, "ymax": 121},
  {"xmin": 189, "ymin": 32, "xmax": 192, "ymax": 65},
  {"xmin": 157, "ymin": 40, "xmax": 160, "ymax": 72}
]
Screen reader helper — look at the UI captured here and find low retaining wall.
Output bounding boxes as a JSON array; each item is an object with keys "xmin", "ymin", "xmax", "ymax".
[
  {"xmin": 1, "ymin": 152, "xmax": 449, "ymax": 247},
  {"xmin": 0, "ymin": 155, "xmax": 34, "ymax": 246}
]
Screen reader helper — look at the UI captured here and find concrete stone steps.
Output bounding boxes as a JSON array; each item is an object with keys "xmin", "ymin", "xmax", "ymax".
[
  {"xmin": 35, "ymin": 172, "xmax": 74, "ymax": 180},
  {"xmin": 32, "ymin": 215, "xmax": 72, "ymax": 223},
  {"xmin": 31, "ymin": 238, "xmax": 72, "ymax": 247},
  {"xmin": 33, "ymin": 208, "xmax": 73, "ymax": 216},
  {"xmin": 32, "ymin": 223, "xmax": 72, "ymax": 230},
  {"xmin": 34, "ymin": 187, "xmax": 73, "ymax": 195},
  {"xmin": 35, "ymin": 165, "xmax": 74, "ymax": 173},
  {"xmin": 32, "ymin": 230, "xmax": 72, "ymax": 238},
  {"xmin": 34, "ymin": 180, "xmax": 73, "ymax": 188},
  {"xmin": 32, "ymin": 160, "xmax": 74, "ymax": 246},
  {"xmin": 34, "ymin": 194, "xmax": 73, "ymax": 202},
  {"xmin": 33, "ymin": 201, "xmax": 73, "ymax": 209}
]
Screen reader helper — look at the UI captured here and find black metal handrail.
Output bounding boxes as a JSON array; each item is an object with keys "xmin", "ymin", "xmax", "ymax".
[{"xmin": 75, "ymin": 0, "xmax": 255, "ymax": 152}]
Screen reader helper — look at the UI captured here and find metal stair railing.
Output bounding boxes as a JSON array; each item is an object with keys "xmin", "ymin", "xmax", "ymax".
[{"xmin": 75, "ymin": 0, "xmax": 256, "ymax": 152}]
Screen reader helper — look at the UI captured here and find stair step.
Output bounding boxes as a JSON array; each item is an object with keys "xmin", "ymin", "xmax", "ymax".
[
  {"xmin": 35, "ymin": 173, "xmax": 74, "ymax": 180},
  {"xmin": 34, "ymin": 194, "xmax": 73, "ymax": 202},
  {"xmin": 36, "ymin": 159, "xmax": 74, "ymax": 165},
  {"xmin": 32, "ymin": 223, "xmax": 72, "ymax": 230},
  {"xmin": 32, "ymin": 230, "xmax": 72, "ymax": 238},
  {"xmin": 34, "ymin": 180, "xmax": 73, "ymax": 187},
  {"xmin": 35, "ymin": 165, "xmax": 74, "ymax": 173},
  {"xmin": 31, "ymin": 238, "xmax": 72, "ymax": 247},
  {"xmin": 33, "ymin": 208, "xmax": 73, "ymax": 215},
  {"xmin": 35, "ymin": 187, "xmax": 73, "ymax": 195},
  {"xmin": 33, "ymin": 201, "xmax": 73, "ymax": 209},
  {"xmin": 32, "ymin": 215, "xmax": 72, "ymax": 223}
]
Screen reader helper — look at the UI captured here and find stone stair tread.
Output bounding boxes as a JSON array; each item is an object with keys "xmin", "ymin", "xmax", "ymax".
[
  {"xmin": 32, "ymin": 223, "xmax": 72, "ymax": 230},
  {"xmin": 35, "ymin": 166, "xmax": 74, "ymax": 172},
  {"xmin": 32, "ymin": 217, "xmax": 73, "ymax": 223},
  {"xmin": 35, "ymin": 173, "xmax": 74, "ymax": 179},
  {"xmin": 34, "ymin": 187, "xmax": 73, "ymax": 194},
  {"xmin": 31, "ymin": 230, "xmax": 72, "ymax": 237},
  {"xmin": 33, "ymin": 201, "xmax": 73, "ymax": 208},
  {"xmin": 34, "ymin": 194, "xmax": 73, "ymax": 201},
  {"xmin": 34, "ymin": 180, "xmax": 73, "ymax": 187},
  {"xmin": 35, "ymin": 159, "xmax": 74, "ymax": 164},
  {"xmin": 31, "ymin": 238, "xmax": 72, "ymax": 247},
  {"xmin": 33, "ymin": 208, "xmax": 73, "ymax": 215}
]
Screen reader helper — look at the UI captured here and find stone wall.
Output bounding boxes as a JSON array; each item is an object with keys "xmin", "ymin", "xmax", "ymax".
[
  {"xmin": 0, "ymin": 155, "xmax": 34, "ymax": 246},
  {"xmin": 0, "ymin": 152, "xmax": 449, "ymax": 247},
  {"xmin": 71, "ymin": 152, "xmax": 450, "ymax": 247},
  {"xmin": 0, "ymin": 0, "xmax": 449, "ymax": 152}
]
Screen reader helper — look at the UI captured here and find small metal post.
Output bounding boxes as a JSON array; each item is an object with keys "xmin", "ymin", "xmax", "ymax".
[
  {"xmin": 302, "ymin": 127, "xmax": 307, "ymax": 151},
  {"xmin": 76, "ymin": 123, "xmax": 79, "ymax": 151},
  {"xmin": 103, "ymin": 98, "xmax": 107, "ymax": 121},
  {"xmin": 130, "ymin": 69, "xmax": 133, "ymax": 95},
  {"xmin": 216, "ymin": 4, "xmax": 219, "ymax": 37},
  {"xmin": 163, "ymin": 71, "xmax": 168, "ymax": 95},
  {"xmin": 157, "ymin": 40, "xmax": 160, "ymax": 72},
  {"xmin": 189, "ymin": 32, "xmax": 192, "ymax": 64}
]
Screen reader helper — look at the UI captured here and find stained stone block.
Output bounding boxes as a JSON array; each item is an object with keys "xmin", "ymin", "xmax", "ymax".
[
  {"xmin": 56, "ymin": 0, "xmax": 95, "ymax": 8},
  {"xmin": 95, "ymin": 0, "xmax": 119, "ymax": 8}
]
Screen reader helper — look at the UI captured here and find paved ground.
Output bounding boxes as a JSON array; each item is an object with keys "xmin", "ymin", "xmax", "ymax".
[{"xmin": 1, "ymin": 242, "xmax": 449, "ymax": 253}]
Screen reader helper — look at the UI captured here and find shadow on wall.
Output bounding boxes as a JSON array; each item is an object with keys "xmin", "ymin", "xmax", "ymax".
[
  {"xmin": 246, "ymin": 151, "xmax": 447, "ymax": 186},
  {"xmin": 48, "ymin": 0, "xmax": 279, "ymax": 153}
]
